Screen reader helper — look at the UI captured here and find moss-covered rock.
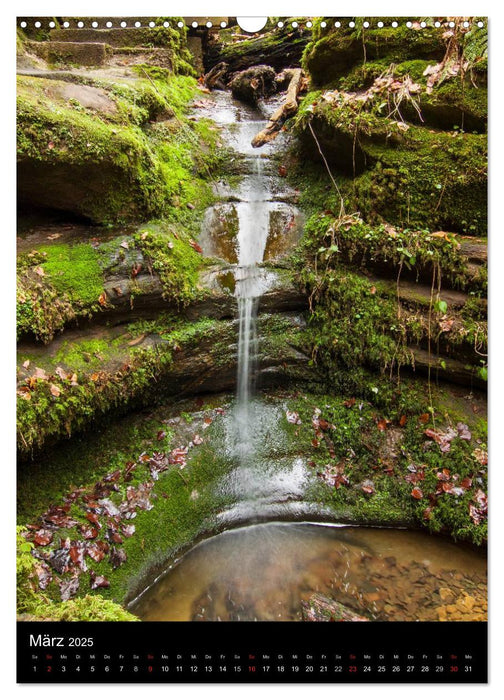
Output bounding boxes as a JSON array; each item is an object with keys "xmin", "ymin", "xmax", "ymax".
[
  {"xmin": 294, "ymin": 95, "xmax": 487, "ymax": 235},
  {"xmin": 338, "ymin": 58, "xmax": 487, "ymax": 133},
  {"xmin": 349, "ymin": 126, "xmax": 486, "ymax": 235},
  {"xmin": 17, "ymin": 317, "xmax": 225, "ymax": 457},
  {"xmin": 293, "ymin": 20, "xmax": 487, "ymax": 235},
  {"xmin": 17, "ymin": 311, "xmax": 312, "ymax": 458},
  {"xmin": 303, "ymin": 23, "xmax": 445, "ymax": 88},
  {"xmin": 415, "ymin": 78, "xmax": 487, "ymax": 132},
  {"xmin": 287, "ymin": 211, "xmax": 487, "ymax": 390},
  {"xmin": 16, "ymin": 222, "xmax": 209, "ymax": 341},
  {"xmin": 301, "ymin": 215, "xmax": 486, "ymax": 293},
  {"xmin": 17, "ymin": 69, "xmax": 223, "ymax": 223},
  {"xmin": 17, "ymin": 75, "xmax": 179, "ymax": 222}
]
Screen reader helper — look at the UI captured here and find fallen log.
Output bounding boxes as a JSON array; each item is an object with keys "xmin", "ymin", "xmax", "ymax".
[
  {"xmin": 301, "ymin": 594, "xmax": 370, "ymax": 622},
  {"xmin": 252, "ymin": 68, "xmax": 305, "ymax": 147},
  {"xmin": 203, "ymin": 61, "xmax": 229, "ymax": 90},
  {"xmin": 203, "ymin": 24, "xmax": 310, "ymax": 74}
]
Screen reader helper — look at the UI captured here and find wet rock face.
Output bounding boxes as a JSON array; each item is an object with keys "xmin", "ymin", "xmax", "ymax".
[
  {"xmin": 229, "ymin": 65, "xmax": 277, "ymax": 105},
  {"xmin": 186, "ymin": 266, "xmax": 308, "ymax": 321},
  {"xmin": 200, "ymin": 201, "xmax": 304, "ymax": 264},
  {"xmin": 200, "ymin": 203, "xmax": 240, "ymax": 263},
  {"xmin": 156, "ymin": 313, "xmax": 312, "ymax": 397}
]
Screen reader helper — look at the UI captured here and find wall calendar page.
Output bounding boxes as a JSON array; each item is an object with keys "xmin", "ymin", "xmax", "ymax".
[{"xmin": 15, "ymin": 11, "xmax": 488, "ymax": 685}]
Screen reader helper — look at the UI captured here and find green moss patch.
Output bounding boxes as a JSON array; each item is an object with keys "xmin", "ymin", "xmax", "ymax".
[
  {"xmin": 16, "ymin": 221, "xmax": 212, "ymax": 341},
  {"xmin": 293, "ymin": 21, "xmax": 487, "ymax": 236},
  {"xmin": 290, "ymin": 213, "xmax": 486, "ymax": 384},
  {"xmin": 132, "ymin": 223, "xmax": 204, "ymax": 305},
  {"xmin": 350, "ymin": 126, "xmax": 487, "ymax": 235},
  {"xmin": 37, "ymin": 243, "xmax": 103, "ymax": 304},
  {"xmin": 301, "ymin": 215, "xmax": 485, "ymax": 293},
  {"xmin": 302, "ymin": 23, "xmax": 445, "ymax": 88},
  {"xmin": 17, "ymin": 241, "xmax": 103, "ymax": 342}
]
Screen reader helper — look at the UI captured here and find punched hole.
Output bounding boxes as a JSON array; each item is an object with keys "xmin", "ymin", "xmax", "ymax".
[{"xmin": 237, "ymin": 17, "xmax": 268, "ymax": 33}]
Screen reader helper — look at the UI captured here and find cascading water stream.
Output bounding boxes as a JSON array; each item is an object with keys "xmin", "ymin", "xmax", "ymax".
[
  {"xmin": 235, "ymin": 288, "xmax": 259, "ymax": 454},
  {"xmin": 234, "ymin": 157, "xmax": 270, "ymax": 458},
  {"xmin": 196, "ymin": 91, "xmax": 303, "ymax": 482}
]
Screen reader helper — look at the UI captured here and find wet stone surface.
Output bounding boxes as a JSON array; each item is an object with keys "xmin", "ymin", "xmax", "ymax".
[{"xmin": 200, "ymin": 201, "xmax": 303, "ymax": 265}]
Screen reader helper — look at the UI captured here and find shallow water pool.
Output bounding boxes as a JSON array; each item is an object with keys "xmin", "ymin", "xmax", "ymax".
[{"xmin": 130, "ymin": 522, "xmax": 486, "ymax": 622}]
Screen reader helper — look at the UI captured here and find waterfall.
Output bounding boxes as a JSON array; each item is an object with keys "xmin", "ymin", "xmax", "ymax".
[
  {"xmin": 195, "ymin": 92, "xmax": 301, "ymax": 464},
  {"xmin": 234, "ymin": 157, "xmax": 269, "ymax": 457}
]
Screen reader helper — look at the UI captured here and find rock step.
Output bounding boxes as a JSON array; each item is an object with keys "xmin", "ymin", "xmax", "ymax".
[
  {"xmin": 335, "ymin": 270, "xmax": 486, "ymax": 382},
  {"xmin": 17, "ymin": 68, "xmax": 95, "ymax": 82},
  {"xmin": 17, "ymin": 312, "xmax": 314, "ymax": 458},
  {"xmin": 49, "ymin": 27, "xmax": 182, "ymax": 47},
  {"xmin": 108, "ymin": 47, "xmax": 175, "ymax": 70},
  {"xmin": 375, "ymin": 276, "xmax": 483, "ymax": 311},
  {"xmin": 336, "ymin": 234, "xmax": 487, "ymax": 293},
  {"xmin": 26, "ymin": 40, "xmax": 108, "ymax": 66},
  {"xmin": 16, "ymin": 245, "xmax": 307, "ymax": 341},
  {"xmin": 17, "ymin": 312, "xmax": 309, "ymax": 391},
  {"xmin": 408, "ymin": 347, "xmax": 486, "ymax": 390},
  {"xmin": 459, "ymin": 237, "xmax": 487, "ymax": 266},
  {"xmin": 16, "ymin": 68, "xmax": 142, "ymax": 84},
  {"xmin": 25, "ymin": 40, "xmax": 177, "ymax": 69},
  {"xmin": 353, "ymin": 269, "xmax": 485, "ymax": 313},
  {"xmin": 98, "ymin": 266, "xmax": 307, "ymax": 325}
]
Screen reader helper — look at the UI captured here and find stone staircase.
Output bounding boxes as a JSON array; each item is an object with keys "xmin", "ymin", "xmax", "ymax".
[{"xmin": 18, "ymin": 17, "xmax": 230, "ymax": 72}]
